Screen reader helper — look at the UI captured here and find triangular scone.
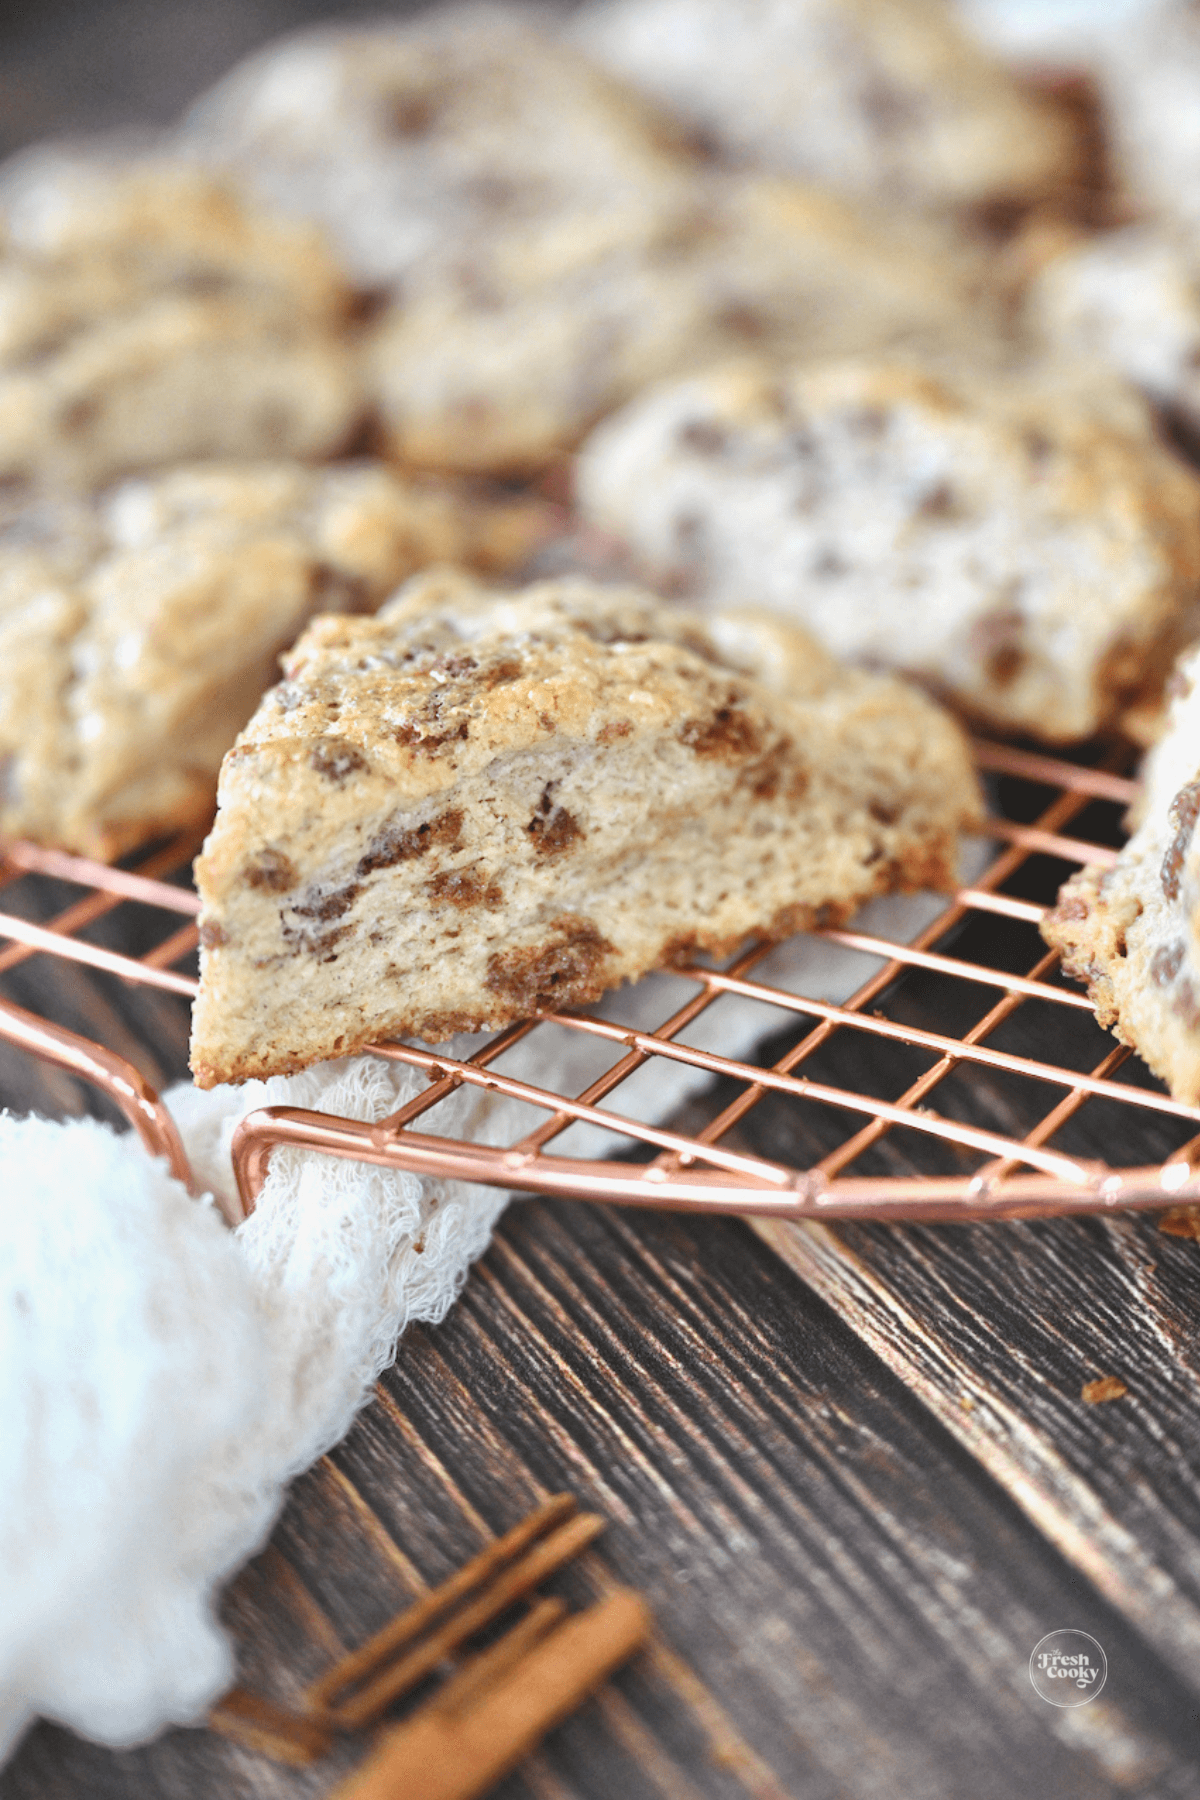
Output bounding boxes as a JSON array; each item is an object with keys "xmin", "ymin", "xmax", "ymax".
[
  {"xmin": 1044, "ymin": 642, "xmax": 1200, "ymax": 1103},
  {"xmin": 577, "ymin": 356, "xmax": 1200, "ymax": 744},
  {"xmin": 190, "ymin": 573, "xmax": 981, "ymax": 1086}
]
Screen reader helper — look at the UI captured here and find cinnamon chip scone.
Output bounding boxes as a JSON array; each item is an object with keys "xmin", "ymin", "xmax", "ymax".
[
  {"xmin": 574, "ymin": 0, "xmax": 1083, "ymax": 223},
  {"xmin": 0, "ymin": 464, "xmax": 543, "ymax": 859},
  {"xmin": 369, "ymin": 175, "xmax": 987, "ymax": 477},
  {"xmin": 576, "ymin": 356, "xmax": 1200, "ymax": 743},
  {"xmin": 185, "ymin": 4, "xmax": 697, "ymax": 294},
  {"xmin": 1044, "ymin": 641, "xmax": 1200, "ymax": 1103},
  {"xmin": 188, "ymin": 572, "xmax": 981, "ymax": 1086},
  {"xmin": 1028, "ymin": 225, "xmax": 1200, "ymax": 440},
  {"xmin": 0, "ymin": 147, "xmax": 362, "ymax": 488}
]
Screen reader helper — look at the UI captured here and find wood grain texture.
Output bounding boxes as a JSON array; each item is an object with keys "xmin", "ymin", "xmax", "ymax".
[
  {"xmin": 722, "ymin": 806, "xmax": 1200, "ymax": 1708},
  {"xmin": 751, "ymin": 1211, "xmax": 1200, "ymax": 1691},
  {"xmin": 6, "ymin": 1195, "xmax": 1200, "ymax": 1800}
]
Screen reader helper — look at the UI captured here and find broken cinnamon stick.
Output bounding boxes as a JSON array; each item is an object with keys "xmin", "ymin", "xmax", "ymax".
[
  {"xmin": 208, "ymin": 1688, "xmax": 334, "ymax": 1766},
  {"xmin": 304, "ymin": 1492, "xmax": 576, "ymax": 1717},
  {"xmin": 328, "ymin": 1589, "xmax": 652, "ymax": 1800},
  {"xmin": 431, "ymin": 1597, "xmax": 568, "ymax": 1721},
  {"xmin": 319, "ymin": 1510, "xmax": 606, "ymax": 1731}
]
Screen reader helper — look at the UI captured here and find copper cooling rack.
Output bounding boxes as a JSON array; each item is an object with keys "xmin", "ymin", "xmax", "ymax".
[{"xmin": 3, "ymin": 737, "xmax": 1199, "ymax": 1229}]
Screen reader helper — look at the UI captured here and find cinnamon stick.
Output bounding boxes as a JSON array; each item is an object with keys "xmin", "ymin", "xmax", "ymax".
[
  {"xmin": 431, "ymin": 1597, "xmax": 567, "ymax": 1721},
  {"xmin": 320, "ymin": 1511, "xmax": 606, "ymax": 1732},
  {"xmin": 305, "ymin": 1492, "xmax": 576, "ymax": 1716},
  {"xmin": 208, "ymin": 1688, "xmax": 334, "ymax": 1766},
  {"xmin": 328, "ymin": 1589, "xmax": 652, "ymax": 1800}
]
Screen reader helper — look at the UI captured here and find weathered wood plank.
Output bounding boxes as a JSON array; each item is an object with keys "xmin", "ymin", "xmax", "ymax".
[
  {"xmin": 9, "ymin": 1201, "xmax": 1200, "ymax": 1799},
  {"xmin": 721, "ymin": 811, "xmax": 1200, "ymax": 1707},
  {"xmin": 751, "ymin": 1210, "xmax": 1200, "ymax": 1696}
]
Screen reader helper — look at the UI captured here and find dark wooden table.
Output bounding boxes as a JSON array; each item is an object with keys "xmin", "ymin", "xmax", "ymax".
[{"xmin": 6, "ymin": 2, "xmax": 1200, "ymax": 1793}]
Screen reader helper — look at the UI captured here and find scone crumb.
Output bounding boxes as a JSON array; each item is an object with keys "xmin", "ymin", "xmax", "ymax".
[
  {"xmin": 1158, "ymin": 1206, "xmax": 1200, "ymax": 1241},
  {"xmin": 1081, "ymin": 1376, "xmax": 1129, "ymax": 1405}
]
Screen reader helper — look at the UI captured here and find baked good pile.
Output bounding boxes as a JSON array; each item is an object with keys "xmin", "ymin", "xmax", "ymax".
[{"xmin": 3, "ymin": 0, "xmax": 1199, "ymax": 1098}]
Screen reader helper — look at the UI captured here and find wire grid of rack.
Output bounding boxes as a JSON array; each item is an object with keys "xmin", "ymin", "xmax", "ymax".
[{"xmin": 3, "ymin": 735, "xmax": 1200, "ymax": 1229}]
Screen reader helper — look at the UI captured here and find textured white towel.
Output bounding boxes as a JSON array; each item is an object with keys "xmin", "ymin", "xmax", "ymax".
[
  {"xmin": 0, "ymin": 1059, "xmax": 514, "ymax": 1763},
  {"xmin": 0, "ymin": 855, "xmax": 985, "ymax": 1763}
]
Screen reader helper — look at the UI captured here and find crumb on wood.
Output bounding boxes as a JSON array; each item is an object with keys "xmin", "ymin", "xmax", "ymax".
[
  {"xmin": 710, "ymin": 1742, "xmax": 757, "ymax": 1773},
  {"xmin": 1081, "ymin": 1376, "xmax": 1128, "ymax": 1405}
]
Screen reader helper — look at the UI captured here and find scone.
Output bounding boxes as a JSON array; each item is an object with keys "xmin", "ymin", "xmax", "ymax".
[
  {"xmin": 1044, "ymin": 640, "xmax": 1200, "ymax": 1103},
  {"xmin": 1028, "ymin": 225, "xmax": 1200, "ymax": 440},
  {"xmin": 576, "ymin": 355, "xmax": 1200, "ymax": 743},
  {"xmin": 573, "ymin": 0, "xmax": 1083, "ymax": 223},
  {"xmin": 0, "ymin": 147, "xmax": 362, "ymax": 488},
  {"xmin": 184, "ymin": 3, "xmax": 697, "ymax": 294},
  {"xmin": 0, "ymin": 464, "xmax": 544, "ymax": 859},
  {"xmin": 369, "ymin": 175, "xmax": 988, "ymax": 477},
  {"xmin": 188, "ymin": 571, "xmax": 981, "ymax": 1086}
]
